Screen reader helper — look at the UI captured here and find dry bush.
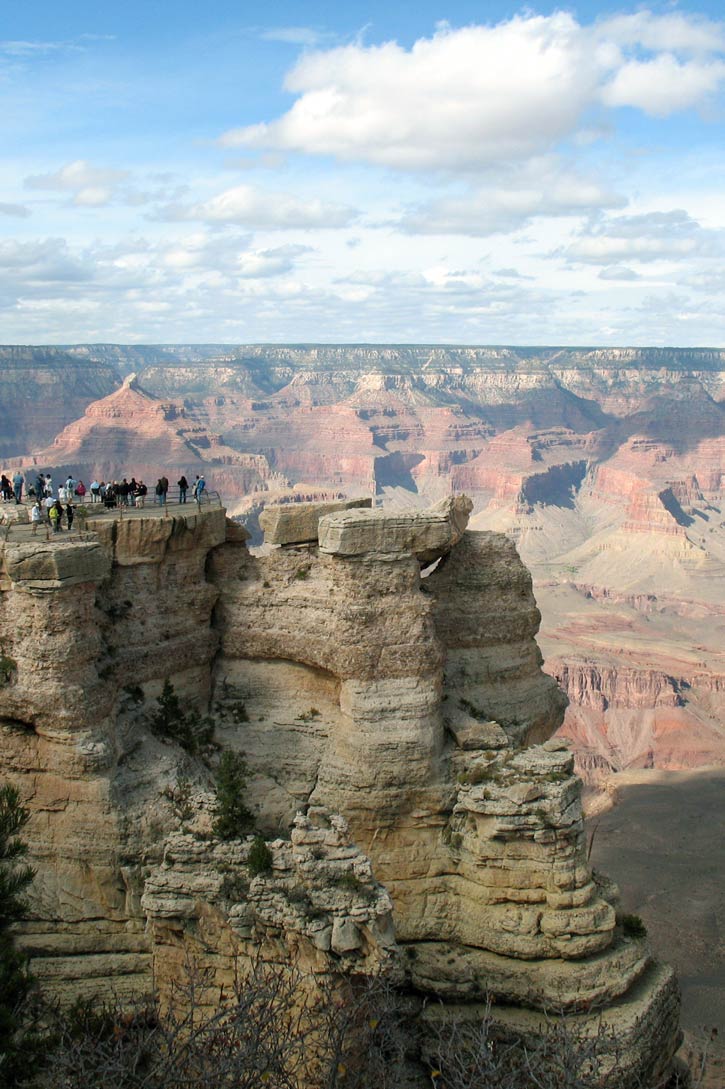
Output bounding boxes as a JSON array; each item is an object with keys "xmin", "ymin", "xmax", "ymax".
[
  {"xmin": 28, "ymin": 956, "xmax": 410, "ymax": 1089},
  {"xmin": 25, "ymin": 959, "xmax": 698, "ymax": 1089}
]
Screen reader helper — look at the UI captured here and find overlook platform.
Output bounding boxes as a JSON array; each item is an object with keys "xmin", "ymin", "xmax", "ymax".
[{"xmin": 0, "ymin": 492, "xmax": 223, "ymax": 546}]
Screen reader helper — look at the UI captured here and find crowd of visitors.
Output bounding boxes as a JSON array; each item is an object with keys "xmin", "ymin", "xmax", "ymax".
[{"xmin": 2, "ymin": 470, "xmax": 208, "ymax": 533}]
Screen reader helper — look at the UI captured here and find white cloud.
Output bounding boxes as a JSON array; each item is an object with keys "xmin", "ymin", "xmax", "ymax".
[
  {"xmin": 598, "ymin": 265, "xmax": 640, "ymax": 281},
  {"xmin": 219, "ymin": 12, "xmax": 725, "ymax": 172},
  {"xmin": 0, "ymin": 238, "xmax": 92, "ymax": 285},
  {"xmin": 162, "ymin": 183, "xmax": 356, "ymax": 229},
  {"xmin": 24, "ymin": 160, "xmax": 130, "ymax": 207},
  {"xmin": 221, "ymin": 15, "xmax": 597, "ymax": 170},
  {"xmin": 400, "ymin": 164, "xmax": 626, "ymax": 236},
  {"xmin": 0, "ymin": 34, "xmax": 114, "ymax": 58},
  {"xmin": 564, "ymin": 210, "xmax": 723, "ymax": 264},
  {"xmin": 0, "ymin": 202, "xmax": 30, "ymax": 218},
  {"xmin": 259, "ymin": 27, "xmax": 333, "ymax": 47},
  {"xmin": 599, "ymin": 12, "xmax": 725, "ymax": 55},
  {"xmin": 601, "ymin": 54, "xmax": 725, "ymax": 115}
]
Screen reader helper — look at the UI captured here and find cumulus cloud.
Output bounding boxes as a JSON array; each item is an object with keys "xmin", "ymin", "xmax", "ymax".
[
  {"xmin": 564, "ymin": 210, "xmax": 723, "ymax": 264},
  {"xmin": 161, "ymin": 183, "xmax": 356, "ymax": 229},
  {"xmin": 24, "ymin": 160, "xmax": 130, "ymax": 207},
  {"xmin": 221, "ymin": 15, "xmax": 597, "ymax": 170},
  {"xmin": 600, "ymin": 55, "xmax": 725, "ymax": 115},
  {"xmin": 0, "ymin": 237, "xmax": 93, "ymax": 285},
  {"xmin": 400, "ymin": 164, "xmax": 626, "ymax": 236},
  {"xmin": 219, "ymin": 11, "xmax": 725, "ymax": 171}
]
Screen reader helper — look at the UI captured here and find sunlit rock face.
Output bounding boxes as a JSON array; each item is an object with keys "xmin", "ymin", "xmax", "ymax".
[
  {"xmin": 0, "ymin": 500, "xmax": 680, "ymax": 1088},
  {"xmin": 9, "ymin": 344, "xmax": 725, "ymax": 788}
]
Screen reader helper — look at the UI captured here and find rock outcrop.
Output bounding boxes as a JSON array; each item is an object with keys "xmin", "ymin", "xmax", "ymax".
[{"xmin": 0, "ymin": 499, "xmax": 680, "ymax": 1087}]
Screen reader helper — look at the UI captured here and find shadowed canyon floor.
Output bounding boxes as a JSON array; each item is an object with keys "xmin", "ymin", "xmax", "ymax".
[{"xmin": 590, "ymin": 767, "xmax": 725, "ymax": 1085}]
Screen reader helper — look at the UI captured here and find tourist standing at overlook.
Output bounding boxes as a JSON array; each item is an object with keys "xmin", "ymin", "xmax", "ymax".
[
  {"xmin": 0, "ymin": 475, "xmax": 12, "ymax": 502},
  {"xmin": 49, "ymin": 500, "xmax": 62, "ymax": 533},
  {"xmin": 178, "ymin": 475, "xmax": 189, "ymax": 503},
  {"xmin": 30, "ymin": 501, "xmax": 42, "ymax": 536},
  {"xmin": 12, "ymin": 471, "xmax": 23, "ymax": 504},
  {"xmin": 66, "ymin": 501, "xmax": 75, "ymax": 532}
]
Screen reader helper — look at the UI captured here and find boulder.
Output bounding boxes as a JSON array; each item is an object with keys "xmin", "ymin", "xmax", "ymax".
[
  {"xmin": 260, "ymin": 497, "xmax": 372, "ymax": 546},
  {"xmin": 318, "ymin": 495, "xmax": 473, "ymax": 561}
]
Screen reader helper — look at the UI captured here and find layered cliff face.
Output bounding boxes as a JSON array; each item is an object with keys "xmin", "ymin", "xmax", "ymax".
[
  {"xmin": 0, "ymin": 347, "xmax": 122, "ymax": 459},
  {"xmin": 0, "ymin": 500, "xmax": 680, "ymax": 1087},
  {"xmin": 6, "ymin": 344, "xmax": 725, "ymax": 788}
]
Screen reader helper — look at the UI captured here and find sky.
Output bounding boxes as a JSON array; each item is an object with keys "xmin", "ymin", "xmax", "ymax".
[{"xmin": 3, "ymin": 1, "xmax": 725, "ymax": 345}]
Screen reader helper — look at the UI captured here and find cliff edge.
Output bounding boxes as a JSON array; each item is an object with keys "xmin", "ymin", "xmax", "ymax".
[{"xmin": 0, "ymin": 499, "xmax": 680, "ymax": 1086}]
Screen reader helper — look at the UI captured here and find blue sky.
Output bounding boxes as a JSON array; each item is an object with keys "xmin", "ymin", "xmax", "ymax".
[{"xmin": 3, "ymin": 2, "xmax": 725, "ymax": 344}]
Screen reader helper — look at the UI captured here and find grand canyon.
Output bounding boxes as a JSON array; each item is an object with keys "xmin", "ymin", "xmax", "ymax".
[
  {"xmin": 5, "ymin": 344, "xmax": 725, "ymax": 782},
  {"xmin": 2, "ymin": 343, "xmax": 724, "ymax": 1083}
]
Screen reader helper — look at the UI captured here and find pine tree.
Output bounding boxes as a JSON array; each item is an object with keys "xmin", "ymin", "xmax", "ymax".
[
  {"xmin": 212, "ymin": 752, "xmax": 254, "ymax": 840},
  {"xmin": 0, "ymin": 783, "xmax": 36, "ymax": 1086},
  {"xmin": 149, "ymin": 680, "xmax": 213, "ymax": 754}
]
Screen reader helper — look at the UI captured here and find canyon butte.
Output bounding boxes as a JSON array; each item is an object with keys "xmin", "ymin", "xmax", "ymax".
[{"xmin": 0, "ymin": 496, "xmax": 680, "ymax": 1087}]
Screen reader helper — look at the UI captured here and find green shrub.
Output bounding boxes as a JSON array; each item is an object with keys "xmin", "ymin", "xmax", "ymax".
[
  {"xmin": 219, "ymin": 871, "xmax": 250, "ymax": 902},
  {"xmin": 212, "ymin": 752, "xmax": 254, "ymax": 841},
  {"xmin": 247, "ymin": 835, "xmax": 273, "ymax": 876},
  {"xmin": 149, "ymin": 680, "xmax": 214, "ymax": 755},
  {"xmin": 622, "ymin": 913, "xmax": 647, "ymax": 938},
  {"xmin": 230, "ymin": 702, "xmax": 249, "ymax": 724}
]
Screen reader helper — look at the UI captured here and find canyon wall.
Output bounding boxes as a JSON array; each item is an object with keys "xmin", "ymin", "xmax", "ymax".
[
  {"xmin": 5, "ymin": 343, "xmax": 725, "ymax": 785},
  {"xmin": 0, "ymin": 501, "xmax": 681, "ymax": 1086}
]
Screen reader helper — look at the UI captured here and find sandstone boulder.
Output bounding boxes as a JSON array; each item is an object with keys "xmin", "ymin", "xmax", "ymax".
[
  {"xmin": 318, "ymin": 494, "xmax": 473, "ymax": 561},
  {"xmin": 260, "ymin": 497, "xmax": 372, "ymax": 546},
  {"xmin": 3, "ymin": 539, "xmax": 110, "ymax": 589}
]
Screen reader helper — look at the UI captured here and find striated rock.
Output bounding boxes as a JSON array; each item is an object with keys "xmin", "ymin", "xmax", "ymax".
[
  {"xmin": 260, "ymin": 496, "xmax": 371, "ymax": 545},
  {"xmin": 319, "ymin": 494, "xmax": 472, "ymax": 561},
  {"xmin": 1, "ymin": 539, "xmax": 110, "ymax": 590},
  {"xmin": 0, "ymin": 500, "xmax": 681, "ymax": 1087}
]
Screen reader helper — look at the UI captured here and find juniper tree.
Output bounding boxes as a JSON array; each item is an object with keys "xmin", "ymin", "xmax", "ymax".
[
  {"xmin": 212, "ymin": 751, "xmax": 254, "ymax": 840},
  {"xmin": 149, "ymin": 680, "xmax": 213, "ymax": 755}
]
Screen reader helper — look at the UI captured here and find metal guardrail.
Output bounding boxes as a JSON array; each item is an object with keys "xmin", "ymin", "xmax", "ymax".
[{"xmin": 0, "ymin": 490, "xmax": 223, "ymax": 545}]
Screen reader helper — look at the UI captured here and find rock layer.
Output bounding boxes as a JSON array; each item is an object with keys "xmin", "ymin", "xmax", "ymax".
[{"xmin": 0, "ymin": 501, "xmax": 680, "ymax": 1086}]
